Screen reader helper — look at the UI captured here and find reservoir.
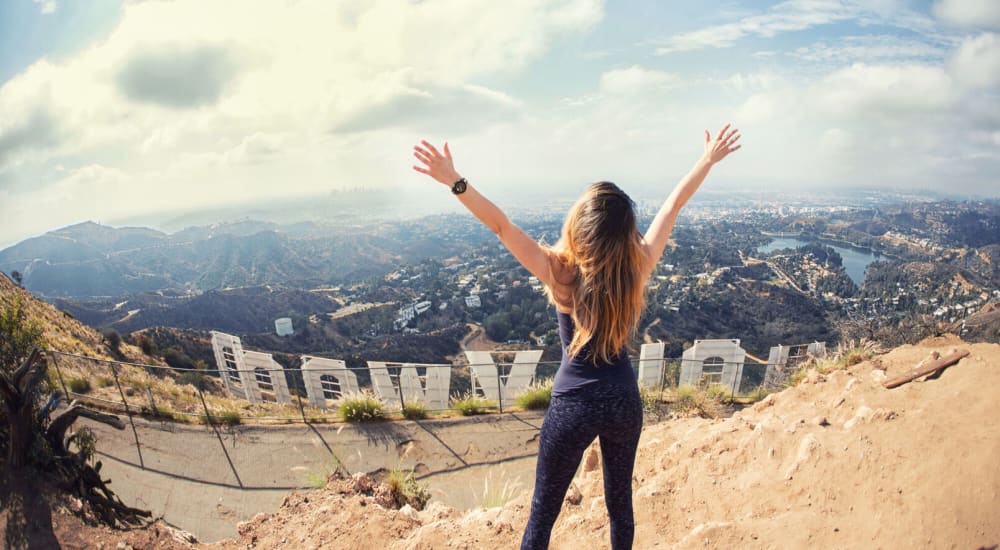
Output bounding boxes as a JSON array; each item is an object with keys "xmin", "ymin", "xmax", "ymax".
[{"xmin": 757, "ymin": 237, "xmax": 881, "ymax": 286}]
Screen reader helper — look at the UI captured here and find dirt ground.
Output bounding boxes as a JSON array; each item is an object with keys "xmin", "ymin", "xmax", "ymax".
[
  {"xmin": 7, "ymin": 336, "xmax": 999, "ymax": 548},
  {"xmin": 204, "ymin": 336, "xmax": 1000, "ymax": 549}
]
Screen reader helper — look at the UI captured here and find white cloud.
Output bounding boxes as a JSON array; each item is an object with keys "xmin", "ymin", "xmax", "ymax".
[
  {"xmin": 32, "ymin": 0, "xmax": 57, "ymax": 15},
  {"xmin": 933, "ymin": 0, "xmax": 1000, "ymax": 29},
  {"xmin": 789, "ymin": 35, "xmax": 947, "ymax": 65},
  {"xmin": 814, "ymin": 63, "xmax": 958, "ymax": 117},
  {"xmin": 599, "ymin": 66, "xmax": 680, "ymax": 96},
  {"xmin": 656, "ymin": 0, "xmax": 859, "ymax": 54},
  {"xmin": 949, "ymin": 33, "xmax": 1000, "ymax": 89}
]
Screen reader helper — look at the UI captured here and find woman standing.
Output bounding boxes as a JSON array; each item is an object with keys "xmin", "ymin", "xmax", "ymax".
[{"xmin": 412, "ymin": 125, "xmax": 741, "ymax": 549}]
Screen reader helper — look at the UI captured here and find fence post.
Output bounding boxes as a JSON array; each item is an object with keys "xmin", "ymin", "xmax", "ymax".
[
  {"xmin": 108, "ymin": 361, "xmax": 144, "ymax": 470},
  {"xmin": 47, "ymin": 350, "xmax": 71, "ymax": 399},
  {"xmin": 657, "ymin": 359, "xmax": 667, "ymax": 403},
  {"xmin": 496, "ymin": 364, "xmax": 504, "ymax": 414},
  {"xmin": 195, "ymin": 385, "xmax": 244, "ymax": 489},
  {"xmin": 295, "ymin": 388, "xmax": 310, "ymax": 424},
  {"xmin": 730, "ymin": 362, "xmax": 739, "ymax": 401}
]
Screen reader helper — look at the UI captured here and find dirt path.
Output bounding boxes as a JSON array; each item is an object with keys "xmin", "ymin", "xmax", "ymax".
[
  {"xmin": 82, "ymin": 412, "xmax": 544, "ymax": 542},
  {"xmin": 460, "ymin": 323, "xmax": 499, "ymax": 351}
]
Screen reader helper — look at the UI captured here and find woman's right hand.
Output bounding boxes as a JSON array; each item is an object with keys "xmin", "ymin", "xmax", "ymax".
[
  {"xmin": 702, "ymin": 124, "xmax": 741, "ymax": 165},
  {"xmin": 412, "ymin": 140, "xmax": 462, "ymax": 187}
]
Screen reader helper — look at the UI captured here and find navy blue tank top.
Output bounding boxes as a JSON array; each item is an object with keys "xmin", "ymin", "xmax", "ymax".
[{"xmin": 552, "ymin": 310, "xmax": 636, "ymax": 397}]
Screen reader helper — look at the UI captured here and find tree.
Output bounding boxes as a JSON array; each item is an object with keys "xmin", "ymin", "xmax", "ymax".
[
  {"xmin": 9, "ymin": 271, "xmax": 22, "ymax": 287},
  {"xmin": 0, "ymin": 296, "xmax": 150, "ymax": 528}
]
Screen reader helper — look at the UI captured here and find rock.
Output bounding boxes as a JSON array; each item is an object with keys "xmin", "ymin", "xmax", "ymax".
[
  {"xmin": 583, "ymin": 443, "xmax": 601, "ymax": 472},
  {"xmin": 813, "ymin": 416, "xmax": 830, "ymax": 427},
  {"xmin": 590, "ymin": 496, "xmax": 606, "ymax": 513},
  {"xmin": 870, "ymin": 370, "xmax": 887, "ymax": 383},
  {"xmin": 565, "ymin": 483, "xmax": 583, "ymax": 505},
  {"xmin": 784, "ymin": 434, "xmax": 820, "ymax": 479},
  {"xmin": 752, "ymin": 394, "xmax": 776, "ymax": 412},
  {"xmin": 844, "ymin": 405, "xmax": 874, "ymax": 430},
  {"xmin": 399, "ymin": 504, "xmax": 420, "ymax": 521},
  {"xmin": 806, "ymin": 370, "xmax": 826, "ymax": 384},
  {"xmin": 845, "ymin": 379, "xmax": 859, "ymax": 391}
]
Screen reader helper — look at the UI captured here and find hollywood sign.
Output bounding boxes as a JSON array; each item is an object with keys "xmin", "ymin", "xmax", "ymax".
[{"xmin": 210, "ymin": 331, "xmax": 824, "ymax": 409}]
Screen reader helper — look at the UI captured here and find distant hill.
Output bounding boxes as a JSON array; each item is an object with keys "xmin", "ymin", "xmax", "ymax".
[
  {"xmin": 0, "ymin": 220, "xmax": 467, "ymax": 298},
  {"xmin": 54, "ymin": 286, "xmax": 341, "ymax": 333}
]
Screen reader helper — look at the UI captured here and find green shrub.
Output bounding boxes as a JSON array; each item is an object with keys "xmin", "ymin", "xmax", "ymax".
[
  {"xmin": 204, "ymin": 410, "xmax": 241, "ymax": 426},
  {"xmin": 638, "ymin": 384, "xmax": 667, "ymax": 418},
  {"xmin": 451, "ymin": 393, "xmax": 494, "ymax": 416},
  {"xmin": 514, "ymin": 380, "xmax": 552, "ymax": 410},
  {"xmin": 401, "ymin": 401, "xmax": 428, "ymax": 420},
  {"xmin": 176, "ymin": 370, "xmax": 207, "ymax": 390},
  {"xmin": 743, "ymin": 385, "xmax": 771, "ymax": 402},
  {"xmin": 704, "ymin": 384, "xmax": 733, "ymax": 404},
  {"xmin": 386, "ymin": 467, "xmax": 431, "ymax": 510},
  {"xmin": 337, "ymin": 392, "xmax": 386, "ymax": 422},
  {"xmin": 67, "ymin": 377, "xmax": 91, "ymax": 394},
  {"xmin": 95, "ymin": 376, "xmax": 114, "ymax": 388},
  {"xmin": 671, "ymin": 385, "xmax": 720, "ymax": 419}
]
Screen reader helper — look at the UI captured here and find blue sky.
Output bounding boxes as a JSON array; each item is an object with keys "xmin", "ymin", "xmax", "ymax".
[{"xmin": 1, "ymin": 0, "xmax": 998, "ymax": 246}]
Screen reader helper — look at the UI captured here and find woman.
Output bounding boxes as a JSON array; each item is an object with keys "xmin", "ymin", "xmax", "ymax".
[{"xmin": 412, "ymin": 125, "xmax": 741, "ymax": 549}]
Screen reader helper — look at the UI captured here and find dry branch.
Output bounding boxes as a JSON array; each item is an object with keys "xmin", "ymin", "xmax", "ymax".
[{"xmin": 883, "ymin": 349, "xmax": 970, "ymax": 389}]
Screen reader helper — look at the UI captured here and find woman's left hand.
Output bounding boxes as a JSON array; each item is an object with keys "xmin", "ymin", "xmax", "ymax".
[{"xmin": 412, "ymin": 140, "xmax": 461, "ymax": 187}]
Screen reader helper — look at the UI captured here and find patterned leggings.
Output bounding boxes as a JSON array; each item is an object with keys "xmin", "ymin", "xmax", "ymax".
[{"xmin": 521, "ymin": 382, "xmax": 643, "ymax": 550}]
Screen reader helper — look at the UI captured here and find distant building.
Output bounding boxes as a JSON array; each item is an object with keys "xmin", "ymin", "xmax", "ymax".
[
  {"xmin": 465, "ymin": 294, "xmax": 482, "ymax": 308},
  {"xmin": 275, "ymin": 317, "xmax": 294, "ymax": 336}
]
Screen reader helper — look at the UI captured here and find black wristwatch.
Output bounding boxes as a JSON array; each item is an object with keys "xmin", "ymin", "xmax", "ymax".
[{"xmin": 451, "ymin": 177, "xmax": 468, "ymax": 195}]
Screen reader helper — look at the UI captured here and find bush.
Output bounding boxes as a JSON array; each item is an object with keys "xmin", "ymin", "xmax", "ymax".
[
  {"xmin": 401, "ymin": 401, "xmax": 428, "ymax": 420},
  {"xmin": 638, "ymin": 384, "xmax": 667, "ymax": 418},
  {"xmin": 95, "ymin": 376, "xmax": 114, "ymax": 388},
  {"xmin": 704, "ymin": 384, "xmax": 733, "ymax": 404},
  {"xmin": 451, "ymin": 393, "xmax": 494, "ymax": 416},
  {"xmin": 176, "ymin": 371, "xmax": 207, "ymax": 390},
  {"xmin": 671, "ymin": 385, "xmax": 720, "ymax": 419},
  {"xmin": 337, "ymin": 392, "xmax": 385, "ymax": 422},
  {"xmin": 743, "ymin": 385, "xmax": 771, "ymax": 402},
  {"xmin": 514, "ymin": 380, "xmax": 552, "ymax": 410},
  {"xmin": 386, "ymin": 467, "xmax": 431, "ymax": 510},
  {"xmin": 207, "ymin": 410, "xmax": 242, "ymax": 426},
  {"xmin": 67, "ymin": 377, "xmax": 91, "ymax": 394},
  {"xmin": 101, "ymin": 328, "xmax": 122, "ymax": 353},
  {"xmin": 476, "ymin": 470, "xmax": 522, "ymax": 509}
]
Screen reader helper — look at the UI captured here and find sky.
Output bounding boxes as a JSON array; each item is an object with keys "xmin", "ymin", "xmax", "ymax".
[{"xmin": 1, "ymin": 0, "xmax": 999, "ymax": 247}]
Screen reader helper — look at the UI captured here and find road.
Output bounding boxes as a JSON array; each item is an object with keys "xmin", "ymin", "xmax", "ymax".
[{"xmin": 82, "ymin": 412, "xmax": 543, "ymax": 542}]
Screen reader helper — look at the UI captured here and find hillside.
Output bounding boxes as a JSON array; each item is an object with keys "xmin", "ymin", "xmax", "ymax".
[
  {"xmin": 3, "ymin": 275, "xmax": 998, "ymax": 547},
  {"xmin": 0, "ymin": 272, "xmax": 148, "ymax": 363},
  {"xmin": 0, "ymin": 220, "xmax": 470, "ymax": 297},
  {"xmin": 19, "ymin": 331, "xmax": 988, "ymax": 548},
  {"xmin": 195, "ymin": 336, "xmax": 997, "ymax": 549}
]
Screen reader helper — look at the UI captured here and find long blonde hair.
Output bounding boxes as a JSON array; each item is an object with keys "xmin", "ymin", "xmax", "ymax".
[{"xmin": 546, "ymin": 181, "xmax": 649, "ymax": 365}]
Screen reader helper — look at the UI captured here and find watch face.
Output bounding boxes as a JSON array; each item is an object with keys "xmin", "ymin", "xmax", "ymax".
[{"xmin": 452, "ymin": 179, "xmax": 467, "ymax": 194}]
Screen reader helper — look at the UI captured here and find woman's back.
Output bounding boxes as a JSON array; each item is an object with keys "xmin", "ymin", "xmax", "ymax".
[{"xmin": 552, "ymin": 310, "xmax": 635, "ymax": 397}]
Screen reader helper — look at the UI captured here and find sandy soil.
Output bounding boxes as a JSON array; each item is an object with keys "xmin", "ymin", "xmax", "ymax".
[
  {"xmin": 204, "ymin": 336, "xmax": 1000, "ymax": 549},
  {"xmin": 9, "ymin": 337, "xmax": 999, "ymax": 548}
]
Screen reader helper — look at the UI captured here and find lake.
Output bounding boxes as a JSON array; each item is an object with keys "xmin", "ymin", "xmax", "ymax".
[{"xmin": 757, "ymin": 237, "xmax": 881, "ymax": 286}]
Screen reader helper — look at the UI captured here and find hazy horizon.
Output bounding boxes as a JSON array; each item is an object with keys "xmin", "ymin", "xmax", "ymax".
[
  {"xmin": 4, "ymin": 182, "xmax": 992, "ymax": 251},
  {"xmin": 2, "ymin": 0, "xmax": 999, "ymax": 247}
]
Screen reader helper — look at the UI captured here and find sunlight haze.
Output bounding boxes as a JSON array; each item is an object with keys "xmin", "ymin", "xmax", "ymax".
[{"xmin": 1, "ymin": 0, "xmax": 999, "ymax": 246}]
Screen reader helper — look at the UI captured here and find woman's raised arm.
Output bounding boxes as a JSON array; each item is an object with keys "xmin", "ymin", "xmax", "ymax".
[
  {"xmin": 412, "ymin": 140, "xmax": 557, "ymax": 288},
  {"xmin": 642, "ymin": 124, "xmax": 742, "ymax": 273}
]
